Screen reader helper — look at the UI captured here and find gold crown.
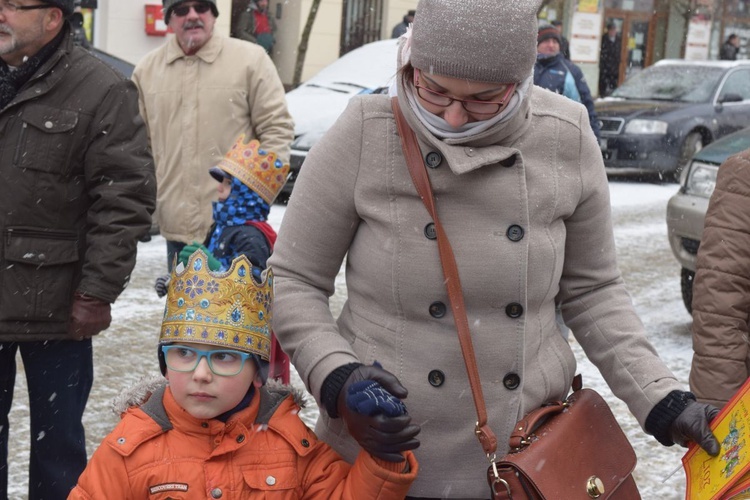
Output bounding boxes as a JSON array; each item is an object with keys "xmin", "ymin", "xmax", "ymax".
[
  {"xmin": 160, "ymin": 250, "xmax": 272, "ymax": 361},
  {"xmin": 215, "ymin": 135, "xmax": 290, "ymax": 204}
]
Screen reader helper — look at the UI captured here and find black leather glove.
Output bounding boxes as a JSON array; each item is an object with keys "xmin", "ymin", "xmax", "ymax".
[
  {"xmin": 68, "ymin": 292, "xmax": 111, "ymax": 340},
  {"xmin": 331, "ymin": 364, "xmax": 420, "ymax": 462},
  {"xmin": 670, "ymin": 400, "xmax": 721, "ymax": 456},
  {"xmin": 154, "ymin": 274, "xmax": 170, "ymax": 298}
]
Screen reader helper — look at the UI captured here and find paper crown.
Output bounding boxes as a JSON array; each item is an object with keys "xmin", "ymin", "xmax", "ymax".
[
  {"xmin": 213, "ymin": 135, "xmax": 290, "ymax": 204},
  {"xmin": 160, "ymin": 250, "xmax": 272, "ymax": 361}
]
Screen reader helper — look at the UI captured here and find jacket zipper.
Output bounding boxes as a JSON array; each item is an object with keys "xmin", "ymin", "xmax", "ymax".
[{"xmin": 5, "ymin": 227, "xmax": 78, "ymax": 246}]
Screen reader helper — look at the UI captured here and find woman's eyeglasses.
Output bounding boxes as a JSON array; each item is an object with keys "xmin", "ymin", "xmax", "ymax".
[
  {"xmin": 161, "ymin": 345, "xmax": 252, "ymax": 376},
  {"xmin": 413, "ymin": 69, "xmax": 517, "ymax": 116},
  {"xmin": 171, "ymin": 2, "xmax": 211, "ymax": 17}
]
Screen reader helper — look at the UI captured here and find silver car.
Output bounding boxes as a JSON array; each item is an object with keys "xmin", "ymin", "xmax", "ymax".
[{"xmin": 666, "ymin": 126, "xmax": 750, "ymax": 312}]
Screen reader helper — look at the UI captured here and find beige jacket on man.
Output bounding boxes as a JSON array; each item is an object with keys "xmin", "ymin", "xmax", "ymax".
[
  {"xmin": 269, "ymin": 83, "xmax": 682, "ymax": 497},
  {"xmin": 690, "ymin": 149, "xmax": 750, "ymax": 408},
  {"xmin": 132, "ymin": 34, "xmax": 294, "ymax": 243}
]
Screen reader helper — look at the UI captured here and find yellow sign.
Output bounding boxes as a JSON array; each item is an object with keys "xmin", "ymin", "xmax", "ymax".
[{"xmin": 577, "ymin": 0, "xmax": 600, "ymax": 13}]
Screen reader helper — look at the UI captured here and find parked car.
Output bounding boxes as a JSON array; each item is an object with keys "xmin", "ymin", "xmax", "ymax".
[
  {"xmin": 596, "ymin": 59, "xmax": 750, "ymax": 180},
  {"xmin": 281, "ymin": 38, "xmax": 400, "ymax": 202},
  {"xmin": 91, "ymin": 47, "xmax": 135, "ymax": 78},
  {"xmin": 666, "ymin": 125, "xmax": 750, "ymax": 313}
]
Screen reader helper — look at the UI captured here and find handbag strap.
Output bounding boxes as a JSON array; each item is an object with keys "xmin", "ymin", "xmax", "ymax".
[{"xmin": 390, "ymin": 97, "xmax": 498, "ymax": 457}]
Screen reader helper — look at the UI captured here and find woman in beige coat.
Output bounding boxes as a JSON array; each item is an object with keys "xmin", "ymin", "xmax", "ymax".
[{"xmin": 269, "ymin": 0, "xmax": 720, "ymax": 497}]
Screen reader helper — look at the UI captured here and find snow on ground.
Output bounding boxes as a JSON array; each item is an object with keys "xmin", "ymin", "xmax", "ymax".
[{"xmin": 8, "ymin": 180, "xmax": 694, "ymax": 499}]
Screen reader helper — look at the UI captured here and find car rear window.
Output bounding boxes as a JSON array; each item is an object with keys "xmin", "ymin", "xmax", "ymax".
[{"xmin": 611, "ymin": 66, "xmax": 724, "ymax": 103}]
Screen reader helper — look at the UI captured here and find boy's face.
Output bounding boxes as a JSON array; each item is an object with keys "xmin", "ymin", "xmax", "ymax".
[
  {"xmin": 166, "ymin": 342, "xmax": 258, "ymax": 419},
  {"xmin": 217, "ymin": 177, "xmax": 232, "ymax": 201}
]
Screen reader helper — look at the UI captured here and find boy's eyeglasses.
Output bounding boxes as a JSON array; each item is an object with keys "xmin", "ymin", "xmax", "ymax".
[
  {"xmin": 171, "ymin": 2, "xmax": 211, "ymax": 17},
  {"xmin": 162, "ymin": 345, "xmax": 252, "ymax": 376},
  {"xmin": 413, "ymin": 69, "xmax": 517, "ymax": 116},
  {"xmin": 0, "ymin": 1, "xmax": 54, "ymax": 13}
]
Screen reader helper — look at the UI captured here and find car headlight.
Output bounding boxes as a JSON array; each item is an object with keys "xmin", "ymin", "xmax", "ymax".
[
  {"xmin": 684, "ymin": 161, "xmax": 718, "ymax": 197},
  {"xmin": 624, "ymin": 119, "xmax": 668, "ymax": 135}
]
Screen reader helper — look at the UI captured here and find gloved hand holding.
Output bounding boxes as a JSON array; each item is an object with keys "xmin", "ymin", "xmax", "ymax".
[
  {"xmin": 670, "ymin": 400, "xmax": 721, "ymax": 456},
  {"xmin": 178, "ymin": 243, "xmax": 222, "ymax": 271},
  {"xmin": 154, "ymin": 274, "xmax": 171, "ymax": 298},
  {"xmin": 336, "ymin": 363, "xmax": 420, "ymax": 462},
  {"xmin": 68, "ymin": 292, "xmax": 111, "ymax": 340}
]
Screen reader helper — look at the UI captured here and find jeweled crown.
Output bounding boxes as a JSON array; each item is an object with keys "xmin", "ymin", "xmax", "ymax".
[
  {"xmin": 160, "ymin": 250, "xmax": 272, "ymax": 361},
  {"xmin": 214, "ymin": 134, "xmax": 290, "ymax": 204}
]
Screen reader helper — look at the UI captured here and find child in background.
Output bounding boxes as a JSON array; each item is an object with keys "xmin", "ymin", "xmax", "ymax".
[
  {"xmin": 155, "ymin": 135, "xmax": 290, "ymax": 382},
  {"xmin": 70, "ymin": 251, "xmax": 418, "ymax": 499}
]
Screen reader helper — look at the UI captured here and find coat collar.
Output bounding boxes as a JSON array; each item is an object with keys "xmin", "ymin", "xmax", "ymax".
[{"xmin": 166, "ymin": 32, "xmax": 224, "ymax": 65}]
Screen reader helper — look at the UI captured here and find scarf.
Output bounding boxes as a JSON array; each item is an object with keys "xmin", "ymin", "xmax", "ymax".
[
  {"xmin": 0, "ymin": 27, "xmax": 66, "ymax": 110},
  {"xmin": 208, "ymin": 177, "xmax": 270, "ymax": 268}
]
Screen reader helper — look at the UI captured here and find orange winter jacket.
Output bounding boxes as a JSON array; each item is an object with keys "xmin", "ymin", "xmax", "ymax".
[{"xmin": 69, "ymin": 381, "xmax": 417, "ymax": 499}]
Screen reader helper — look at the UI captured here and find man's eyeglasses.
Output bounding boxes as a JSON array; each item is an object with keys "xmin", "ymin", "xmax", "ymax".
[
  {"xmin": 0, "ymin": 1, "xmax": 55, "ymax": 13},
  {"xmin": 414, "ymin": 69, "xmax": 517, "ymax": 116},
  {"xmin": 161, "ymin": 345, "xmax": 253, "ymax": 377},
  {"xmin": 171, "ymin": 2, "xmax": 211, "ymax": 17}
]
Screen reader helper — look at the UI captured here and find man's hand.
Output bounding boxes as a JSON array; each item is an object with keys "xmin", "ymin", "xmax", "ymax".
[{"xmin": 68, "ymin": 293, "xmax": 111, "ymax": 340}]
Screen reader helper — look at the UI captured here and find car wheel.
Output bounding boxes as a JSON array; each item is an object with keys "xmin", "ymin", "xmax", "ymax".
[
  {"xmin": 681, "ymin": 267, "xmax": 695, "ymax": 314},
  {"xmin": 674, "ymin": 132, "xmax": 703, "ymax": 181}
]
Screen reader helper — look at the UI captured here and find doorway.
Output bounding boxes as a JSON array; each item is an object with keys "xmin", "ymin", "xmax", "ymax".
[{"xmin": 604, "ymin": 10, "xmax": 655, "ymax": 85}]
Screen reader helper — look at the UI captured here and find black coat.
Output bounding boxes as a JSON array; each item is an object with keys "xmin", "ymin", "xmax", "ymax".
[
  {"xmin": 0, "ymin": 29, "xmax": 155, "ymax": 339},
  {"xmin": 599, "ymin": 34, "xmax": 621, "ymax": 96},
  {"xmin": 720, "ymin": 41, "xmax": 739, "ymax": 60}
]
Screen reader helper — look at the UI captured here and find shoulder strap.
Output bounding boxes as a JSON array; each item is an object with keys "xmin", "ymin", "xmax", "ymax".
[{"xmin": 390, "ymin": 97, "xmax": 497, "ymax": 457}]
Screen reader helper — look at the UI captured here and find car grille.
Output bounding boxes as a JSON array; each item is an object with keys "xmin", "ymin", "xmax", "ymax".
[
  {"xmin": 599, "ymin": 118, "xmax": 625, "ymax": 134},
  {"xmin": 681, "ymin": 238, "xmax": 700, "ymax": 255}
]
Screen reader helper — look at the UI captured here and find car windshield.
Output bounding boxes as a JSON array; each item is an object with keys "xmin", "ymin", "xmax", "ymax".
[{"xmin": 610, "ymin": 65, "xmax": 724, "ymax": 103}]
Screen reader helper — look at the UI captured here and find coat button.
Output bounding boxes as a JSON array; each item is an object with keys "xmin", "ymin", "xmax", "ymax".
[
  {"xmin": 266, "ymin": 476, "xmax": 277, "ymax": 486},
  {"xmin": 44, "ymin": 120, "xmax": 53, "ymax": 129},
  {"xmin": 506, "ymin": 225, "xmax": 524, "ymax": 241},
  {"xmin": 201, "ymin": 422, "xmax": 209, "ymax": 428},
  {"xmin": 301, "ymin": 438, "xmax": 310, "ymax": 447},
  {"xmin": 503, "ymin": 373, "xmax": 521, "ymax": 390},
  {"xmin": 37, "ymin": 253, "xmax": 46, "ymax": 261},
  {"xmin": 505, "ymin": 303, "xmax": 523, "ymax": 318},
  {"xmin": 116, "ymin": 437, "xmax": 126, "ymax": 445},
  {"xmin": 464, "ymin": 147, "xmax": 475, "ymax": 157},
  {"xmin": 236, "ymin": 434, "xmax": 245, "ymax": 443},
  {"xmin": 428, "ymin": 370, "xmax": 445, "ymax": 387},
  {"xmin": 211, "ymin": 488, "xmax": 222, "ymax": 498},
  {"xmin": 500, "ymin": 155, "xmax": 517, "ymax": 167},
  {"xmin": 425, "ymin": 151, "xmax": 443, "ymax": 168},
  {"xmin": 424, "ymin": 222, "xmax": 437, "ymax": 240},
  {"xmin": 429, "ymin": 301, "xmax": 446, "ymax": 318}
]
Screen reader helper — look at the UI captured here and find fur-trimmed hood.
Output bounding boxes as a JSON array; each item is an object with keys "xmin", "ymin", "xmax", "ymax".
[{"xmin": 111, "ymin": 375, "xmax": 308, "ymax": 418}]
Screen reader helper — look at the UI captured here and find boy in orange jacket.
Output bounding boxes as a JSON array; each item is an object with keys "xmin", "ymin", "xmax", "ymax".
[{"xmin": 69, "ymin": 251, "xmax": 418, "ymax": 499}]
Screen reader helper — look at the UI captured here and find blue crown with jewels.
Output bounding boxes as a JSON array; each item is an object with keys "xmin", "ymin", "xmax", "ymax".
[{"xmin": 159, "ymin": 250, "xmax": 272, "ymax": 361}]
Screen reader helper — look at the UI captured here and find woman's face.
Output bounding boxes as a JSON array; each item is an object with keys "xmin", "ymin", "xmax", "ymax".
[
  {"xmin": 413, "ymin": 70, "xmax": 515, "ymax": 129},
  {"xmin": 217, "ymin": 177, "xmax": 232, "ymax": 201}
]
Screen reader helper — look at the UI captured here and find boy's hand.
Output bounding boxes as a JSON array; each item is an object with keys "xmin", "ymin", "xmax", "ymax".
[
  {"xmin": 179, "ymin": 243, "xmax": 222, "ymax": 271},
  {"xmin": 346, "ymin": 380, "xmax": 407, "ymax": 417},
  {"xmin": 154, "ymin": 274, "xmax": 170, "ymax": 298},
  {"xmin": 337, "ymin": 364, "xmax": 420, "ymax": 462}
]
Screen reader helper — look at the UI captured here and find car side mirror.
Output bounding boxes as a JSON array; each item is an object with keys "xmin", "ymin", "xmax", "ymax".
[{"xmin": 719, "ymin": 93, "xmax": 744, "ymax": 103}]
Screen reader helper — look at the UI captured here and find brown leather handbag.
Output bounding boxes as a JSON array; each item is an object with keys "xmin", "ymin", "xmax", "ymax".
[{"xmin": 391, "ymin": 97, "xmax": 640, "ymax": 499}]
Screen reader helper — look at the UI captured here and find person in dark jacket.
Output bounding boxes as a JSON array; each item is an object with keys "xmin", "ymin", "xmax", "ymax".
[
  {"xmin": 599, "ymin": 22, "xmax": 621, "ymax": 97},
  {"xmin": 551, "ymin": 19, "xmax": 570, "ymax": 59},
  {"xmin": 391, "ymin": 10, "xmax": 415, "ymax": 38},
  {"xmin": 534, "ymin": 24, "xmax": 601, "ymax": 140},
  {"xmin": 0, "ymin": 0, "xmax": 156, "ymax": 498},
  {"xmin": 720, "ymin": 33, "xmax": 740, "ymax": 60},
  {"xmin": 234, "ymin": 0, "xmax": 276, "ymax": 54},
  {"xmin": 154, "ymin": 134, "xmax": 291, "ymax": 383}
]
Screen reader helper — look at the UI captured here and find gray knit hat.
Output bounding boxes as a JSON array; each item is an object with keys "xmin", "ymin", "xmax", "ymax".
[
  {"xmin": 163, "ymin": 0, "xmax": 219, "ymax": 24},
  {"xmin": 40, "ymin": 0, "xmax": 74, "ymax": 16},
  {"xmin": 410, "ymin": 0, "xmax": 542, "ymax": 83}
]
